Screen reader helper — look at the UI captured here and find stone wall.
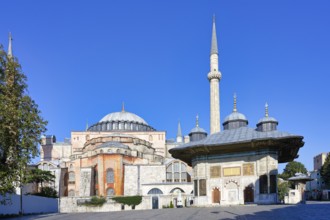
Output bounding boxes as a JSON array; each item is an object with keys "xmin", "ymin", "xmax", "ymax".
[{"xmin": 59, "ymin": 195, "xmax": 193, "ymax": 213}]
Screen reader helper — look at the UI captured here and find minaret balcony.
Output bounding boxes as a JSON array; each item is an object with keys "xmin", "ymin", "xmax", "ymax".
[{"xmin": 207, "ymin": 71, "xmax": 221, "ymax": 81}]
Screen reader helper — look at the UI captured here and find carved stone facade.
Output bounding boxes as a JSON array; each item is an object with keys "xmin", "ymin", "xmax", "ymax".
[{"xmin": 192, "ymin": 153, "xmax": 279, "ymax": 206}]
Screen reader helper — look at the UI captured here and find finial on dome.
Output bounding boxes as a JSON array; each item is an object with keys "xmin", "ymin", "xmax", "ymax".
[
  {"xmin": 265, "ymin": 102, "xmax": 269, "ymax": 117},
  {"xmin": 8, "ymin": 32, "xmax": 13, "ymax": 59},
  {"xmin": 196, "ymin": 114, "xmax": 199, "ymax": 127},
  {"xmin": 122, "ymin": 102, "xmax": 125, "ymax": 112},
  {"xmin": 233, "ymin": 93, "xmax": 237, "ymax": 112},
  {"xmin": 85, "ymin": 120, "xmax": 89, "ymax": 131}
]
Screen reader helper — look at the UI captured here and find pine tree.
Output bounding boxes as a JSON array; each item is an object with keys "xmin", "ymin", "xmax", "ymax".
[
  {"xmin": 321, "ymin": 153, "xmax": 330, "ymax": 188},
  {"xmin": 0, "ymin": 44, "xmax": 47, "ymax": 196}
]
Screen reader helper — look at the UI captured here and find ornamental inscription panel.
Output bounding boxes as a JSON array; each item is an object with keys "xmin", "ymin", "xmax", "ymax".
[
  {"xmin": 243, "ymin": 163, "xmax": 254, "ymax": 176},
  {"xmin": 210, "ymin": 166, "xmax": 221, "ymax": 178},
  {"xmin": 223, "ymin": 167, "xmax": 241, "ymax": 177}
]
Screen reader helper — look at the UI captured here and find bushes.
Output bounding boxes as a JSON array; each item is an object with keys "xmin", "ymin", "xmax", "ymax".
[
  {"xmin": 32, "ymin": 187, "xmax": 57, "ymax": 198},
  {"xmin": 80, "ymin": 196, "xmax": 106, "ymax": 207},
  {"xmin": 111, "ymin": 196, "xmax": 142, "ymax": 207}
]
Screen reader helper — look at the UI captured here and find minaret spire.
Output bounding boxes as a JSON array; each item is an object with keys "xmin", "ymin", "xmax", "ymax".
[
  {"xmin": 122, "ymin": 102, "xmax": 125, "ymax": 112},
  {"xmin": 176, "ymin": 121, "xmax": 183, "ymax": 143},
  {"xmin": 8, "ymin": 32, "xmax": 13, "ymax": 59},
  {"xmin": 208, "ymin": 16, "xmax": 222, "ymax": 134},
  {"xmin": 211, "ymin": 15, "xmax": 218, "ymax": 55},
  {"xmin": 85, "ymin": 120, "xmax": 89, "ymax": 131},
  {"xmin": 265, "ymin": 103, "xmax": 269, "ymax": 117}
]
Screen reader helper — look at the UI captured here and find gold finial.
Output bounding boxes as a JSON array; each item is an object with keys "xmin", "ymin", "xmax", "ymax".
[
  {"xmin": 265, "ymin": 102, "xmax": 269, "ymax": 117},
  {"xmin": 122, "ymin": 102, "xmax": 125, "ymax": 112},
  {"xmin": 196, "ymin": 114, "xmax": 199, "ymax": 127},
  {"xmin": 233, "ymin": 93, "xmax": 237, "ymax": 112}
]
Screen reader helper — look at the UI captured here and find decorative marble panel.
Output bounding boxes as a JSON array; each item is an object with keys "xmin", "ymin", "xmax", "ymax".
[
  {"xmin": 210, "ymin": 166, "xmax": 221, "ymax": 178},
  {"xmin": 223, "ymin": 167, "xmax": 241, "ymax": 177},
  {"xmin": 243, "ymin": 163, "xmax": 254, "ymax": 176}
]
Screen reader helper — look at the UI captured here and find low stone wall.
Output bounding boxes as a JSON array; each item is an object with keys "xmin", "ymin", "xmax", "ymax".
[
  {"xmin": 60, "ymin": 196, "xmax": 152, "ymax": 213},
  {"xmin": 0, "ymin": 194, "xmax": 58, "ymax": 215},
  {"xmin": 60, "ymin": 195, "xmax": 192, "ymax": 213}
]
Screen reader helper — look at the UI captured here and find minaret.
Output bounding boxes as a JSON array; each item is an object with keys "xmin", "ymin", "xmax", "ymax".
[
  {"xmin": 207, "ymin": 16, "xmax": 222, "ymax": 134},
  {"xmin": 8, "ymin": 32, "xmax": 13, "ymax": 59},
  {"xmin": 176, "ymin": 121, "xmax": 183, "ymax": 143}
]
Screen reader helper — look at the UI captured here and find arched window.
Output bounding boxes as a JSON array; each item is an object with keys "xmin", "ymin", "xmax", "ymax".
[
  {"xmin": 148, "ymin": 188, "xmax": 163, "ymax": 195},
  {"xmin": 69, "ymin": 172, "xmax": 75, "ymax": 183},
  {"xmin": 43, "ymin": 163, "xmax": 49, "ymax": 171},
  {"xmin": 107, "ymin": 188, "xmax": 114, "ymax": 196},
  {"xmin": 106, "ymin": 168, "xmax": 114, "ymax": 183},
  {"xmin": 170, "ymin": 188, "xmax": 185, "ymax": 194},
  {"xmin": 166, "ymin": 161, "xmax": 190, "ymax": 183},
  {"xmin": 68, "ymin": 190, "xmax": 75, "ymax": 197}
]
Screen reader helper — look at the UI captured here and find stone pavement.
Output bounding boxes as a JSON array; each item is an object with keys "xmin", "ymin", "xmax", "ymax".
[{"xmin": 6, "ymin": 201, "xmax": 330, "ymax": 220}]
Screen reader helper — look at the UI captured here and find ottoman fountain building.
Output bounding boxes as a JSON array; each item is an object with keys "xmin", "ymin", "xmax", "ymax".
[{"xmin": 169, "ymin": 18, "xmax": 304, "ymax": 206}]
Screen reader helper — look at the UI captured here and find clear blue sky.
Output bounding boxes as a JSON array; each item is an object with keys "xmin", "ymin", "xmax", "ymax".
[{"xmin": 1, "ymin": 0, "xmax": 329, "ymax": 172}]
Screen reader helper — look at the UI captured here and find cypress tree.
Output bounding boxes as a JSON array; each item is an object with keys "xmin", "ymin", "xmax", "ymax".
[{"xmin": 321, "ymin": 153, "xmax": 330, "ymax": 188}]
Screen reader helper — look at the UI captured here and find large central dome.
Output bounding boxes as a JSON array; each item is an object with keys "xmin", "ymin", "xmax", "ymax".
[
  {"xmin": 88, "ymin": 107, "xmax": 155, "ymax": 132},
  {"xmin": 100, "ymin": 111, "xmax": 148, "ymax": 125}
]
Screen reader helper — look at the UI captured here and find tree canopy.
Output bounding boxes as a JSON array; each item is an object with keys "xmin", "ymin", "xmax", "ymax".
[
  {"xmin": 0, "ymin": 44, "xmax": 47, "ymax": 196},
  {"xmin": 279, "ymin": 161, "xmax": 308, "ymax": 180},
  {"xmin": 25, "ymin": 168, "xmax": 55, "ymax": 192},
  {"xmin": 321, "ymin": 153, "xmax": 330, "ymax": 188}
]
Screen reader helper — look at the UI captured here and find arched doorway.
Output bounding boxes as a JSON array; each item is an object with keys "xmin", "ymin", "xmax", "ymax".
[
  {"xmin": 212, "ymin": 188, "xmax": 221, "ymax": 203},
  {"xmin": 148, "ymin": 188, "xmax": 163, "ymax": 209},
  {"xmin": 244, "ymin": 186, "xmax": 254, "ymax": 203},
  {"xmin": 152, "ymin": 196, "xmax": 159, "ymax": 209}
]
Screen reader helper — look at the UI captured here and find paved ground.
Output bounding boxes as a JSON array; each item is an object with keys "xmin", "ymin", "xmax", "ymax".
[{"xmin": 6, "ymin": 201, "xmax": 330, "ymax": 220}]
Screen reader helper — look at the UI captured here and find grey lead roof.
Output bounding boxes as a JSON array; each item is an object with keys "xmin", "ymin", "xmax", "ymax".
[
  {"xmin": 96, "ymin": 141, "xmax": 129, "ymax": 149},
  {"xmin": 211, "ymin": 16, "xmax": 218, "ymax": 55},
  {"xmin": 190, "ymin": 126, "xmax": 207, "ymax": 134},
  {"xmin": 224, "ymin": 112, "xmax": 248, "ymax": 123},
  {"xmin": 99, "ymin": 111, "xmax": 148, "ymax": 125},
  {"xmin": 174, "ymin": 126, "xmax": 301, "ymax": 149}
]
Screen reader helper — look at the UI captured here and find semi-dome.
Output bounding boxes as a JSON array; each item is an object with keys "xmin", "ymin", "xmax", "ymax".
[{"xmin": 88, "ymin": 105, "xmax": 155, "ymax": 132}]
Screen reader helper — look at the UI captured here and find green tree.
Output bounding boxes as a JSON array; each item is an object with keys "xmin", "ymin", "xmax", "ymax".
[
  {"xmin": 277, "ymin": 181, "xmax": 289, "ymax": 203},
  {"xmin": 321, "ymin": 153, "xmax": 330, "ymax": 188},
  {"xmin": 25, "ymin": 168, "xmax": 55, "ymax": 193},
  {"xmin": 279, "ymin": 161, "xmax": 308, "ymax": 180},
  {"xmin": 0, "ymin": 44, "xmax": 47, "ymax": 196}
]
